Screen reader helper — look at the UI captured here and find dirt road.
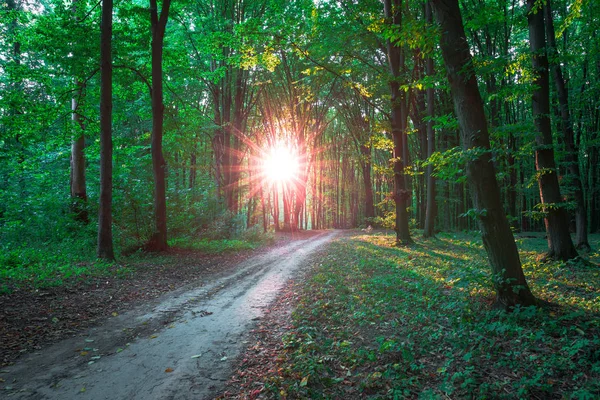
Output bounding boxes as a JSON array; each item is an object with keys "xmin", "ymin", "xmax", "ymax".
[{"xmin": 3, "ymin": 231, "xmax": 337, "ymax": 399}]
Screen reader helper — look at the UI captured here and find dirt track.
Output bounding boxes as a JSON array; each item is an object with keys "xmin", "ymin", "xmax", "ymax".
[{"xmin": 3, "ymin": 231, "xmax": 337, "ymax": 400}]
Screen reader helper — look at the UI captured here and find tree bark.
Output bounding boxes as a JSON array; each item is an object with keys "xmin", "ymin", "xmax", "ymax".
[
  {"xmin": 384, "ymin": 0, "xmax": 413, "ymax": 245},
  {"xmin": 97, "ymin": 0, "xmax": 114, "ymax": 260},
  {"xmin": 543, "ymin": 1, "xmax": 590, "ymax": 251},
  {"xmin": 70, "ymin": 78, "xmax": 88, "ymax": 223},
  {"xmin": 430, "ymin": 0, "xmax": 536, "ymax": 308},
  {"xmin": 69, "ymin": 0, "xmax": 88, "ymax": 224},
  {"xmin": 423, "ymin": 1, "xmax": 436, "ymax": 238},
  {"xmin": 148, "ymin": 0, "xmax": 171, "ymax": 251},
  {"xmin": 527, "ymin": 0, "xmax": 577, "ymax": 261}
]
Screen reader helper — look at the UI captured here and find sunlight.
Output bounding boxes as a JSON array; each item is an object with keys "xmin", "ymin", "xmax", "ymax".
[{"xmin": 262, "ymin": 143, "xmax": 299, "ymax": 183}]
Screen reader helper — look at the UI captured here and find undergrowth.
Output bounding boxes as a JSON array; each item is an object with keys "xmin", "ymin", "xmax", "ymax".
[
  {"xmin": 0, "ymin": 227, "xmax": 273, "ymax": 294},
  {"xmin": 266, "ymin": 232, "xmax": 600, "ymax": 399}
]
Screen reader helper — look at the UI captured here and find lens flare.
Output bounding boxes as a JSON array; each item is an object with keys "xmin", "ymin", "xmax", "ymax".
[{"xmin": 262, "ymin": 143, "xmax": 299, "ymax": 183}]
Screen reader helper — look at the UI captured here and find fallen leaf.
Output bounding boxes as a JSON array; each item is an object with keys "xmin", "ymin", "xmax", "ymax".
[
  {"xmin": 300, "ymin": 376, "xmax": 309, "ymax": 387},
  {"xmin": 150, "ymin": 335, "xmax": 158, "ymax": 339},
  {"xmin": 165, "ymin": 368, "xmax": 174, "ymax": 373},
  {"xmin": 52, "ymin": 317, "xmax": 59, "ymax": 324},
  {"xmin": 80, "ymin": 351, "xmax": 88, "ymax": 356},
  {"xmin": 116, "ymin": 348, "xmax": 123, "ymax": 353},
  {"xmin": 191, "ymin": 354, "xmax": 202, "ymax": 359},
  {"xmin": 112, "ymin": 312, "xmax": 118, "ymax": 317},
  {"xmin": 220, "ymin": 356, "xmax": 228, "ymax": 361},
  {"xmin": 84, "ymin": 339, "xmax": 94, "ymax": 343}
]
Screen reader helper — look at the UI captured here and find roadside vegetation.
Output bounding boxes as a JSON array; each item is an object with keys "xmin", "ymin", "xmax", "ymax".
[
  {"xmin": 0, "ymin": 216, "xmax": 273, "ymax": 295},
  {"xmin": 256, "ymin": 232, "xmax": 600, "ymax": 399}
]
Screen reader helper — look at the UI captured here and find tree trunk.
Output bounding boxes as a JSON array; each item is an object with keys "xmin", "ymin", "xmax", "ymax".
[
  {"xmin": 544, "ymin": 1, "xmax": 590, "ymax": 251},
  {"xmin": 423, "ymin": 1, "xmax": 436, "ymax": 238},
  {"xmin": 430, "ymin": 0, "xmax": 536, "ymax": 308},
  {"xmin": 360, "ymin": 143, "xmax": 375, "ymax": 221},
  {"xmin": 384, "ymin": 0, "xmax": 413, "ymax": 245},
  {"xmin": 527, "ymin": 0, "xmax": 577, "ymax": 261},
  {"xmin": 148, "ymin": 0, "xmax": 171, "ymax": 251},
  {"xmin": 70, "ymin": 78, "xmax": 88, "ymax": 223},
  {"xmin": 69, "ymin": 0, "xmax": 88, "ymax": 223},
  {"xmin": 97, "ymin": 0, "xmax": 114, "ymax": 260}
]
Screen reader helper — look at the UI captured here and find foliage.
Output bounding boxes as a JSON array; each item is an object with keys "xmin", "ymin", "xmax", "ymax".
[{"xmin": 265, "ymin": 233, "xmax": 600, "ymax": 398}]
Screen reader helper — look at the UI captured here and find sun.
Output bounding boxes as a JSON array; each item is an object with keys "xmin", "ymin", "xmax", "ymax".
[{"xmin": 262, "ymin": 143, "xmax": 300, "ymax": 183}]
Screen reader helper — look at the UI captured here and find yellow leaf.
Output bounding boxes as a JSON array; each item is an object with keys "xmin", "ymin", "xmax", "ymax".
[
  {"xmin": 300, "ymin": 376, "xmax": 309, "ymax": 387},
  {"xmin": 80, "ymin": 351, "xmax": 88, "ymax": 356}
]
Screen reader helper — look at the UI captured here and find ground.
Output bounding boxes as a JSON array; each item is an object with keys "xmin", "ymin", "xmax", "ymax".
[
  {"xmin": 2, "ymin": 231, "xmax": 599, "ymax": 399},
  {"xmin": 220, "ymin": 231, "xmax": 600, "ymax": 399},
  {"xmin": 0, "ymin": 231, "xmax": 319, "ymax": 368},
  {"xmin": 1, "ymin": 230, "xmax": 335, "ymax": 399}
]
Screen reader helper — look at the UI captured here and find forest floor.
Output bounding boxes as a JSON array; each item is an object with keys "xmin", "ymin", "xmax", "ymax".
[
  {"xmin": 1, "ymin": 229, "xmax": 338, "ymax": 399},
  {"xmin": 2, "ymin": 231, "xmax": 600, "ymax": 399},
  {"xmin": 0, "ymin": 230, "xmax": 322, "ymax": 367},
  {"xmin": 219, "ymin": 231, "xmax": 600, "ymax": 399}
]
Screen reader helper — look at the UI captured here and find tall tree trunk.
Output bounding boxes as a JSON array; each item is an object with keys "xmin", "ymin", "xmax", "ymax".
[
  {"xmin": 148, "ymin": 0, "xmax": 171, "ymax": 251},
  {"xmin": 527, "ymin": 0, "xmax": 577, "ymax": 261},
  {"xmin": 544, "ymin": 1, "xmax": 590, "ymax": 251},
  {"xmin": 430, "ymin": 0, "xmax": 537, "ymax": 308},
  {"xmin": 423, "ymin": 1, "xmax": 436, "ymax": 238},
  {"xmin": 69, "ymin": 0, "xmax": 88, "ymax": 224},
  {"xmin": 360, "ymin": 143, "xmax": 375, "ymax": 221},
  {"xmin": 384, "ymin": 0, "xmax": 413, "ymax": 245},
  {"xmin": 97, "ymin": 0, "xmax": 114, "ymax": 260},
  {"xmin": 70, "ymin": 79, "xmax": 88, "ymax": 223}
]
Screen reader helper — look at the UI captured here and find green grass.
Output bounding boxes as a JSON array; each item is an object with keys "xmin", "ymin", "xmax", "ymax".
[
  {"xmin": 0, "ymin": 232, "xmax": 273, "ymax": 293},
  {"xmin": 168, "ymin": 237, "xmax": 259, "ymax": 253},
  {"xmin": 266, "ymin": 232, "xmax": 600, "ymax": 399},
  {"xmin": 0, "ymin": 240, "xmax": 128, "ymax": 294}
]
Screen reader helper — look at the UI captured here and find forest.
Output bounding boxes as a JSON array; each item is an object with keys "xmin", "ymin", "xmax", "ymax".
[{"xmin": 1, "ymin": 0, "xmax": 600, "ymax": 397}]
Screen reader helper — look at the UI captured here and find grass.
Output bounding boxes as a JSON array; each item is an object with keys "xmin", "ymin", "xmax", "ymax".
[
  {"xmin": 169, "ymin": 237, "xmax": 259, "ymax": 253},
  {"xmin": 265, "ymin": 232, "xmax": 600, "ymax": 399},
  {"xmin": 0, "ymin": 233, "xmax": 272, "ymax": 294}
]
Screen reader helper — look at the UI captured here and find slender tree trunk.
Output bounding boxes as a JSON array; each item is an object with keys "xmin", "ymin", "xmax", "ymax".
[
  {"xmin": 527, "ymin": 0, "xmax": 577, "ymax": 261},
  {"xmin": 544, "ymin": 1, "xmax": 590, "ymax": 251},
  {"xmin": 148, "ymin": 0, "xmax": 171, "ymax": 251},
  {"xmin": 97, "ymin": 0, "xmax": 114, "ymax": 260},
  {"xmin": 423, "ymin": 2, "xmax": 437, "ymax": 238},
  {"xmin": 360, "ymin": 144, "xmax": 375, "ymax": 221},
  {"xmin": 384, "ymin": 0, "xmax": 413, "ymax": 245},
  {"xmin": 430, "ymin": 0, "xmax": 536, "ymax": 308},
  {"xmin": 68, "ymin": 0, "xmax": 88, "ymax": 223},
  {"xmin": 70, "ymin": 78, "xmax": 88, "ymax": 223}
]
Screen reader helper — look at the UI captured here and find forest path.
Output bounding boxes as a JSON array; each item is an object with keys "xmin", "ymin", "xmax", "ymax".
[{"xmin": 5, "ymin": 230, "xmax": 338, "ymax": 400}]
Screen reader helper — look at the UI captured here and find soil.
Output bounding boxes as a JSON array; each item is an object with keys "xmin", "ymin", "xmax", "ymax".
[
  {"xmin": 0, "ymin": 230, "xmax": 335, "ymax": 399},
  {"xmin": 0, "ymin": 231, "xmax": 321, "ymax": 368}
]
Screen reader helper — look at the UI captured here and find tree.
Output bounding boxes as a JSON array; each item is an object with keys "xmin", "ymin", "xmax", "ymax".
[
  {"xmin": 423, "ymin": 1, "xmax": 436, "ymax": 238},
  {"xmin": 384, "ymin": 0, "xmax": 413, "ymax": 245},
  {"xmin": 430, "ymin": 0, "xmax": 537, "ymax": 308},
  {"xmin": 98, "ymin": 0, "xmax": 115, "ymax": 260},
  {"xmin": 148, "ymin": 0, "xmax": 172, "ymax": 251},
  {"xmin": 544, "ymin": 0, "xmax": 590, "ymax": 251},
  {"xmin": 527, "ymin": 0, "xmax": 577, "ymax": 261},
  {"xmin": 70, "ymin": 0, "xmax": 88, "ymax": 224}
]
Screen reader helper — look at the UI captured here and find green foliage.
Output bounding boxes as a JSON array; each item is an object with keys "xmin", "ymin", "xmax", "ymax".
[{"xmin": 266, "ymin": 233, "xmax": 600, "ymax": 398}]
